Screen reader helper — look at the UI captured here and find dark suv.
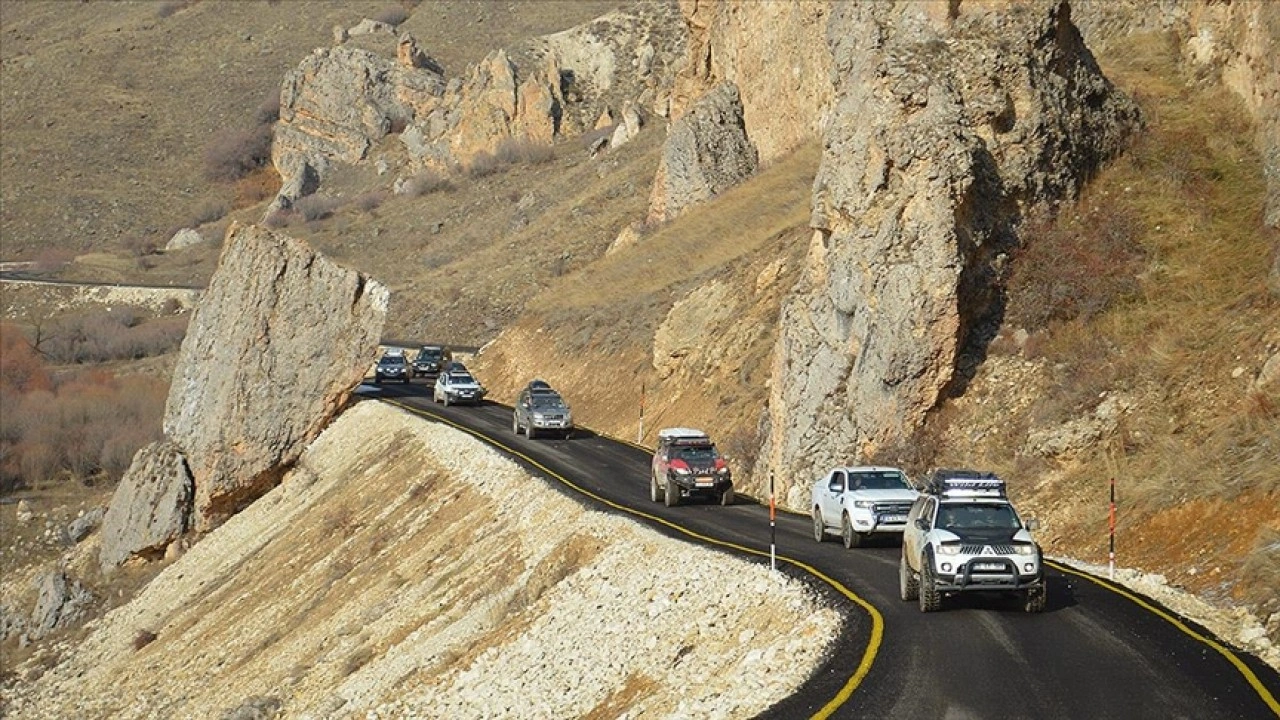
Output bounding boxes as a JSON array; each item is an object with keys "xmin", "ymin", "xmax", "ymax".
[
  {"xmin": 374, "ymin": 353, "xmax": 410, "ymax": 384},
  {"xmin": 650, "ymin": 428, "xmax": 733, "ymax": 507},
  {"xmin": 412, "ymin": 345, "xmax": 450, "ymax": 381}
]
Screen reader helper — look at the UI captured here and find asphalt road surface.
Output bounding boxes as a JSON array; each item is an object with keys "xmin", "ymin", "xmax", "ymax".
[{"xmin": 368, "ymin": 383, "xmax": 1280, "ymax": 720}]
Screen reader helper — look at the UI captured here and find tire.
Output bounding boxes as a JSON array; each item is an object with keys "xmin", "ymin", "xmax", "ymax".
[
  {"xmin": 720, "ymin": 487, "xmax": 734, "ymax": 506},
  {"xmin": 1023, "ymin": 585, "xmax": 1047, "ymax": 613},
  {"xmin": 918, "ymin": 552, "xmax": 942, "ymax": 612},
  {"xmin": 650, "ymin": 473, "xmax": 662, "ymax": 503},
  {"xmin": 841, "ymin": 513, "xmax": 863, "ymax": 549},
  {"xmin": 374, "ymin": 376, "xmax": 383, "ymax": 385},
  {"xmin": 899, "ymin": 552, "xmax": 919, "ymax": 601},
  {"xmin": 527, "ymin": 426, "xmax": 538, "ymax": 440},
  {"xmin": 512, "ymin": 415, "xmax": 521, "ymax": 435},
  {"xmin": 812, "ymin": 508, "xmax": 826, "ymax": 543},
  {"xmin": 442, "ymin": 394, "xmax": 450, "ymax": 407},
  {"xmin": 664, "ymin": 476, "xmax": 679, "ymax": 507}
]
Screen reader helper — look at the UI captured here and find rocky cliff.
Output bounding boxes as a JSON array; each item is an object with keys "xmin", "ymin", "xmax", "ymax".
[{"xmin": 741, "ymin": 0, "xmax": 1140, "ymax": 503}]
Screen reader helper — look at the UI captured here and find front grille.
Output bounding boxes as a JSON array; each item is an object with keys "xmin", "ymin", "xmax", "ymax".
[
  {"xmin": 960, "ymin": 544, "xmax": 1016, "ymax": 555},
  {"xmin": 874, "ymin": 502, "xmax": 914, "ymax": 515}
]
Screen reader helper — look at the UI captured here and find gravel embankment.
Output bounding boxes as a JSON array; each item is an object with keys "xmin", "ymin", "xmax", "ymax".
[{"xmin": 2, "ymin": 401, "xmax": 841, "ymax": 718}]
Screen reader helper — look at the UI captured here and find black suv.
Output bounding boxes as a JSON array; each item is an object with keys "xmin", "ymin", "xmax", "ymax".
[
  {"xmin": 412, "ymin": 345, "xmax": 450, "ymax": 381},
  {"xmin": 374, "ymin": 353, "xmax": 411, "ymax": 384}
]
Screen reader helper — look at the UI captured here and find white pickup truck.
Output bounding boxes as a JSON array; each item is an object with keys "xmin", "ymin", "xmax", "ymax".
[{"xmin": 811, "ymin": 466, "xmax": 919, "ymax": 548}]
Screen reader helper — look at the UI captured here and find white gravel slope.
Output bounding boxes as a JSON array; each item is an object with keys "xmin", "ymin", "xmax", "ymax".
[{"xmin": 3, "ymin": 401, "xmax": 841, "ymax": 718}]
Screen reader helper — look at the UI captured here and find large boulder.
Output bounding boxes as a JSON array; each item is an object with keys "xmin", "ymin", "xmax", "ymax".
[
  {"xmin": 99, "ymin": 440, "xmax": 193, "ymax": 569},
  {"xmin": 164, "ymin": 223, "xmax": 388, "ymax": 530},
  {"xmin": 30, "ymin": 571, "xmax": 93, "ymax": 638},
  {"xmin": 647, "ymin": 83, "xmax": 758, "ymax": 223},
  {"xmin": 757, "ymin": 0, "xmax": 1140, "ymax": 501}
]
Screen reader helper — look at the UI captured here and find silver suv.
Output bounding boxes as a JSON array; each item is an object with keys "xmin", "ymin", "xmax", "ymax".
[
  {"xmin": 512, "ymin": 380, "xmax": 573, "ymax": 439},
  {"xmin": 899, "ymin": 469, "xmax": 1046, "ymax": 613}
]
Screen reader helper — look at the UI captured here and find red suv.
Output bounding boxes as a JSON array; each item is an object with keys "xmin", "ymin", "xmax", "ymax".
[{"xmin": 650, "ymin": 428, "xmax": 734, "ymax": 507}]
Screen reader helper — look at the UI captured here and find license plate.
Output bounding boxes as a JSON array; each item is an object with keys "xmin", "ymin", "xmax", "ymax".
[
  {"xmin": 973, "ymin": 562, "xmax": 1005, "ymax": 571},
  {"xmin": 695, "ymin": 478, "xmax": 715, "ymax": 487},
  {"xmin": 879, "ymin": 515, "xmax": 906, "ymax": 523}
]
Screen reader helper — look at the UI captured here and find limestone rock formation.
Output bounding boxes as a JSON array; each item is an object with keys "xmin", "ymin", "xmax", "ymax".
[
  {"xmin": 609, "ymin": 103, "xmax": 643, "ymax": 150},
  {"xmin": 67, "ymin": 506, "xmax": 105, "ymax": 544},
  {"xmin": 99, "ymin": 440, "xmax": 192, "ymax": 569},
  {"xmin": 647, "ymin": 83, "xmax": 758, "ymax": 223},
  {"xmin": 669, "ymin": 0, "xmax": 835, "ymax": 164},
  {"xmin": 164, "ymin": 223, "xmax": 388, "ymax": 529},
  {"xmin": 30, "ymin": 570, "xmax": 93, "ymax": 638},
  {"xmin": 757, "ymin": 0, "xmax": 1140, "ymax": 501},
  {"xmin": 165, "ymin": 228, "xmax": 206, "ymax": 252}
]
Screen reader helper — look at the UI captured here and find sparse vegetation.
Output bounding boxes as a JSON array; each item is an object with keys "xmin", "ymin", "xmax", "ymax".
[
  {"xmin": 400, "ymin": 169, "xmax": 454, "ymax": 196},
  {"xmin": 204, "ymin": 125, "xmax": 273, "ymax": 183},
  {"xmin": 294, "ymin": 194, "xmax": 345, "ymax": 222}
]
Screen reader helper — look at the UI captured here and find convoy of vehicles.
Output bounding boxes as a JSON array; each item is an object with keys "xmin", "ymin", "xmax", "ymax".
[
  {"xmin": 899, "ymin": 469, "xmax": 1046, "ymax": 613},
  {"xmin": 512, "ymin": 379, "xmax": 574, "ymax": 439},
  {"xmin": 650, "ymin": 428, "xmax": 734, "ymax": 507},
  {"xmin": 811, "ymin": 466, "xmax": 919, "ymax": 548}
]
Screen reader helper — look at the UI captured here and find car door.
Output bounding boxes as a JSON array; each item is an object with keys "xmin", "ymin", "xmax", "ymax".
[
  {"xmin": 903, "ymin": 497, "xmax": 935, "ymax": 565},
  {"xmin": 820, "ymin": 470, "xmax": 846, "ymax": 526}
]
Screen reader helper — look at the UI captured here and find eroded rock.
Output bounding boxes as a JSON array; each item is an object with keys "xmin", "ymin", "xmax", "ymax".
[
  {"xmin": 30, "ymin": 570, "xmax": 93, "ymax": 637},
  {"xmin": 164, "ymin": 223, "xmax": 388, "ymax": 530},
  {"xmin": 99, "ymin": 440, "xmax": 192, "ymax": 569}
]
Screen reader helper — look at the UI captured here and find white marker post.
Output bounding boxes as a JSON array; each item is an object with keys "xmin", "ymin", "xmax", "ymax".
[
  {"xmin": 1108, "ymin": 477, "xmax": 1116, "ymax": 581},
  {"xmin": 770, "ymin": 474, "xmax": 777, "ymax": 572},
  {"xmin": 637, "ymin": 382, "xmax": 645, "ymax": 444}
]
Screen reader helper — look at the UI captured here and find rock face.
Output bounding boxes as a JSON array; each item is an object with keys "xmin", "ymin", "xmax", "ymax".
[
  {"xmin": 757, "ymin": 0, "xmax": 1140, "ymax": 502},
  {"xmin": 99, "ymin": 441, "xmax": 193, "ymax": 569},
  {"xmin": 271, "ymin": 7, "xmax": 685, "ymax": 212},
  {"xmin": 164, "ymin": 223, "xmax": 388, "ymax": 529},
  {"xmin": 647, "ymin": 83, "xmax": 757, "ymax": 223},
  {"xmin": 165, "ymin": 228, "xmax": 206, "ymax": 252},
  {"xmin": 669, "ymin": 0, "xmax": 835, "ymax": 164},
  {"xmin": 30, "ymin": 571, "xmax": 93, "ymax": 638}
]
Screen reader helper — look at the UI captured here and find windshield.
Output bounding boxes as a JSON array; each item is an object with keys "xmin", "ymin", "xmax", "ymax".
[
  {"xmin": 418, "ymin": 349, "xmax": 442, "ymax": 360},
  {"xmin": 381, "ymin": 356, "xmax": 405, "ymax": 365},
  {"xmin": 936, "ymin": 503, "xmax": 1022, "ymax": 531},
  {"xmin": 674, "ymin": 446, "xmax": 718, "ymax": 464},
  {"xmin": 450, "ymin": 373, "xmax": 475, "ymax": 384},
  {"xmin": 531, "ymin": 396, "xmax": 565, "ymax": 410},
  {"xmin": 849, "ymin": 470, "xmax": 910, "ymax": 491}
]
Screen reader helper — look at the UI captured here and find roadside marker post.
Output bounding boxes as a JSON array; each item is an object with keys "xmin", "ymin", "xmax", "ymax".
[
  {"xmin": 1109, "ymin": 477, "xmax": 1116, "ymax": 581},
  {"xmin": 637, "ymin": 382, "xmax": 644, "ymax": 444},
  {"xmin": 770, "ymin": 475, "xmax": 777, "ymax": 572}
]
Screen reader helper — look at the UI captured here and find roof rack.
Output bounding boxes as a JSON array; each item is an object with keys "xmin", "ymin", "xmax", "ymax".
[{"xmin": 924, "ymin": 468, "xmax": 1006, "ymax": 498}]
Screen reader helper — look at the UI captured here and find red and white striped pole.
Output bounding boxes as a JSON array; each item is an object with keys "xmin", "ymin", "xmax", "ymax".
[
  {"xmin": 637, "ymin": 382, "xmax": 645, "ymax": 444},
  {"xmin": 1108, "ymin": 477, "xmax": 1116, "ymax": 581},
  {"xmin": 770, "ymin": 474, "xmax": 777, "ymax": 572}
]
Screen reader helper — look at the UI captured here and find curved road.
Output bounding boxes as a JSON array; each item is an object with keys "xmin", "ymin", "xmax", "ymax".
[{"xmin": 370, "ymin": 384, "xmax": 1280, "ymax": 719}]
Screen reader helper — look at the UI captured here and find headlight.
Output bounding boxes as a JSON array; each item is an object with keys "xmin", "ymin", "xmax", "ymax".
[
  {"xmin": 674, "ymin": 468, "xmax": 691, "ymax": 475},
  {"xmin": 532, "ymin": 414, "xmax": 546, "ymax": 421},
  {"xmin": 1013, "ymin": 544, "xmax": 1037, "ymax": 556},
  {"xmin": 937, "ymin": 544, "xmax": 962, "ymax": 556},
  {"xmin": 717, "ymin": 467, "xmax": 729, "ymax": 475},
  {"xmin": 853, "ymin": 500, "xmax": 873, "ymax": 509}
]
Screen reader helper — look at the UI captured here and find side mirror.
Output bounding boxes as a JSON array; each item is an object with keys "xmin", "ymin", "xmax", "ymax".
[
  {"xmin": 1025, "ymin": 518, "xmax": 1041, "ymax": 531},
  {"xmin": 828, "ymin": 480, "xmax": 841, "ymax": 492}
]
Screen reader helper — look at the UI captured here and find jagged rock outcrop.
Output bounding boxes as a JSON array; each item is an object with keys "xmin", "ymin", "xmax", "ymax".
[
  {"xmin": 271, "ymin": 5, "xmax": 685, "ymax": 210},
  {"xmin": 647, "ymin": 83, "xmax": 757, "ymax": 223},
  {"xmin": 30, "ymin": 571, "xmax": 93, "ymax": 638},
  {"xmin": 99, "ymin": 440, "xmax": 192, "ymax": 569},
  {"xmin": 757, "ymin": 0, "xmax": 1140, "ymax": 504},
  {"xmin": 164, "ymin": 228, "xmax": 206, "ymax": 252},
  {"xmin": 669, "ymin": 0, "xmax": 834, "ymax": 164},
  {"xmin": 164, "ymin": 223, "xmax": 388, "ymax": 530}
]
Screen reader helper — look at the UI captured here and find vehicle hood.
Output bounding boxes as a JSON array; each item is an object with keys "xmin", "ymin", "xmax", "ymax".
[
  {"xmin": 936, "ymin": 527, "xmax": 1033, "ymax": 544},
  {"xmin": 847, "ymin": 489, "xmax": 918, "ymax": 502},
  {"xmin": 446, "ymin": 381, "xmax": 482, "ymax": 390}
]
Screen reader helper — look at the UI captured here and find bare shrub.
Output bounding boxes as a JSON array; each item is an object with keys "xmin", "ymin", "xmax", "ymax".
[
  {"xmin": 495, "ymin": 137, "xmax": 554, "ymax": 166},
  {"xmin": 1007, "ymin": 209, "xmax": 1145, "ymax": 331},
  {"xmin": 189, "ymin": 198, "xmax": 228, "ymax": 226},
  {"xmin": 32, "ymin": 248, "xmax": 74, "ymax": 274},
  {"xmin": 353, "ymin": 190, "xmax": 387, "ymax": 213},
  {"xmin": 204, "ymin": 125, "xmax": 273, "ymax": 183},
  {"xmin": 402, "ymin": 169, "xmax": 453, "ymax": 197},
  {"xmin": 294, "ymin": 194, "xmax": 345, "ymax": 222},
  {"xmin": 262, "ymin": 208, "xmax": 294, "ymax": 229},
  {"xmin": 234, "ymin": 166, "xmax": 281, "ymax": 208},
  {"xmin": 372, "ymin": 6, "xmax": 410, "ymax": 25},
  {"xmin": 255, "ymin": 86, "xmax": 281, "ymax": 125},
  {"xmin": 155, "ymin": 1, "xmax": 192, "ymax": 19},
  {"xmin": 41, "ymin": 308, "xmax": 188, "ymax": 365},
  {"xmin": 132, "ymin": 629, "xmax": 157, "ymax": 650},
  {"xmin": 464, "ymin": 151, "xmax": 500, "ymax": 178}
]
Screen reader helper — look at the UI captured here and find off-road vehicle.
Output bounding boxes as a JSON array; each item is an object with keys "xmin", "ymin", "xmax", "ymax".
[
  {"xmin": 412, "ymin": 345, "xmax": 450, "ymax": 381},
  {"xmin": 432, "ymin": 369, "xmax": 485, "ymax": 406},
  {"xmin": 811, "ymin": 466, "xmax": 919, "ymax": 548},
  {"xmin": 512, "ymin": 380, "xmax": 573, "ymax": 439},
  {"xmin": 650, "ymin": 428, "xmax": 733, "ymax": 507},
  {"xmin": 374, "ymin": 353, "xmax": 411, "ymax": 384},
  {"xmin": 900, "ymin": 469, "xmax": 1046, "ymax": 613}
]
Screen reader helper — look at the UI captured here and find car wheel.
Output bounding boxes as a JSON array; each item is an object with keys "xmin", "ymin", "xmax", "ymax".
[
  {"xmin": 720, "ymin": 487, "xmax": 734, "ymax": 506},
  {"xmin": 527, "ymin": 426, "xmax": 537, "ymax": 440},
  {"xmin": 664, "ymin": 476, "xmax": 679, "ymax": 508},
  {"xmin": 442, "ymin": 393, "xmax": 450, "ymax": 407},
  {"xmin": 650, "ymin": 472, "xmax": 662, "ymax": 503},
  {"xmin": 512, "ymin": 415, "xmax": 521, "ymax": 435},
  {"xmin": 919, "ymin": 552, "xmax": 942, "ymax": 612},
  {"xmin": 1023, "ymin": 585, "xmax": 1047, "ymax": 613},
  {"xmin": 899, "ymin": 552, "xmax": 919, "ymax": 601},
  {"xmin": 812, "ymin": 508, "xmax": 826, "ymax": 543},
  {"xmin": 841, "ymin": 513, "xmax": 863, "ymax": 549}
]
